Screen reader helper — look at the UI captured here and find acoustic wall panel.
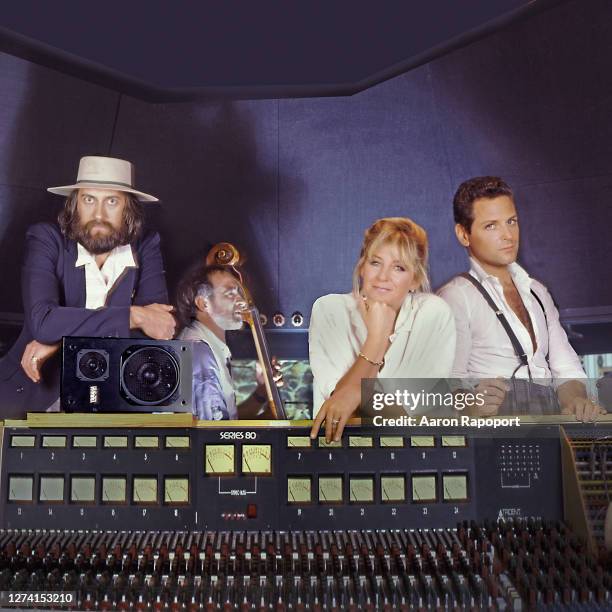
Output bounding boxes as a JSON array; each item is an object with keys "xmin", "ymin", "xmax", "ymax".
[
  {"xmin": 277, "ymin": 69, "xmax": 456, "ymax": 319},
  {"xmin": 110, "ymin": 97, "xmax": 281, "ymax": 315}
]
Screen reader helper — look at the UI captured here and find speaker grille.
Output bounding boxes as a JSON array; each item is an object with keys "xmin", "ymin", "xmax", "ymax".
[{"xmin": 120, "ymin": 347, "xmax": 180, "ymax": 405}]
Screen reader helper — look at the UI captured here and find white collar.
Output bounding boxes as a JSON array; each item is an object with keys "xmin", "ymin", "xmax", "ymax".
[
  {"xmin": 348, "ymin": 291, "xmax": 418, "ymax": 341},
  {"xmin": 190, "ymin": 319, "xmax": 232, "ymax": 361},
  {"xmin": 75, "ymin": 242, "xmax": 136, "ymax": 268},
  {"xmin": 469, "ymin": 257, "xmax": 532, "ymax": 291}
]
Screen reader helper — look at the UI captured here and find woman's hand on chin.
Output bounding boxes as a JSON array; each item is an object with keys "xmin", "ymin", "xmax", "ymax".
[
  {"xmin": 359, "ymin": 295, "xmax": 396, "ymax": 347},
  {"xmin": 310, "ymin": 384, "xmax": 361, "ymax": 442}
]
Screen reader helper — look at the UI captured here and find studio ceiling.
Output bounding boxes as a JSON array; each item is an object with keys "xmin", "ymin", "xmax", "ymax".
[{"xmin": 0, "ymin": 0, "xmax": 563, "ymax": 101}]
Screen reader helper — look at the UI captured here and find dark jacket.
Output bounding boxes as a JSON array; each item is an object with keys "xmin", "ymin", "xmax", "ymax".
[{"xmin": 0, "ymin": 222, "xmax": 168, "ymax": 417}]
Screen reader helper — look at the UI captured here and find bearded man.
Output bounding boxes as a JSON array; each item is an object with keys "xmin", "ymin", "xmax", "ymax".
[
  {"xmin": 0, "ymin": 156, "xmax": 176, "ymax": 417},
  {"xmin": 176, "ymin": 264, "xmax": 281, "ymax": 420}
]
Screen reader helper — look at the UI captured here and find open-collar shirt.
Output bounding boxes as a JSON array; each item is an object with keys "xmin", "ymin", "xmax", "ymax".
[
  {"xmin": 75, "ymin": 243, "xmax": 136, "ymax": 309},
  {"xmin": 437, "ymin": 258, "xmax": 586, "ymax": 386},
  {"xmin": 178, "ymin": 319, "xmax": 237, "ymax": 418},
  {"xmin": 309, "ymin": 292, "xmax": 456, "ymax": 415}
]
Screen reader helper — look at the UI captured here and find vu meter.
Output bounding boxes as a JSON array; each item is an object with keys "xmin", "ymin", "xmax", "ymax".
[
  {"xmin": 381, "ymin": 475, "xmax": 405, "ymax": 502},
  {"xmin": 10, "ymin": 436, "xmax": 35, "ymax": 448},
  {"xmin": 318, "ymin": 438, "xmax": 342, "ymax": 448},
  {"xmin": 165, "ymin": 436, "xmax": 190, "ymax": 449},
  {"xmin": 318, "ymin": 476, "xmax": 343, "ymax": 503},
  {"xmin": 348, "ymin": 436, "xmax": 373, "ymax": 448},
  {"xmin": 242, "ymin": 445, "xmax": 272, "ymax": 475},
  {"xmin": 8, "ymin": 476, "xmax": 33, "ymax": 502},
  {"xmin": 103, "ymin": 436, "xmax": 128, "ymax": 448},
  {"xmin": 135, "ymin": 436, "xmax": 159, "ymax": 449},
  {"xmin": 349, "ymin": 477, "xmax": 374, "ymax": 503},
  {"xmin": 164, "ymin": 477, "xmax": 189, "ymax": 504},
  {"xmin": 39, "ymin": 476, "xmax": 64, "ymax": 502},
  {"xmin": 71, "ymin": 476, "xmax": 95, "ymax": 503},
  {"xmin": 287, "ymin": 477, "xmax": 312, "ymax": 503},
  {"xmin": 380, "ymin": 436, "xmax": 404, "ymax": 448},
  {"xmin": 411, "ymin": 474, "xmax": 437, "ymax": 502},
  {"xmin": 411, "ymin": 436, "xmax": 435, "ymax": 447},
  {"xmin": 133, "ymin": 477, "xmax": 158, "ymax": 503},
  {"xmin": 205, "ymin": 445, "xmax": 235, "ymax": 475},
  {"xmin": 441, "ymin": 435, "xmax": 466, "ymax": 447},
  {"xmin": 287, "ymin": 436, "xmax": 311, "ymax": 448},
  {"xmin": 42, "ymin": 436, "xmax": 66, "ymax": 448},
  {"xmin": 72, "ymin": 436, "xmax": 97, "ymax": 448},
  {"xmin": 101, "ymin": 477, "xmax": 127, "ymax": 503},
  {"xmin": 442, "ymin": 474, "xmax": 468, "ymax": 501}
]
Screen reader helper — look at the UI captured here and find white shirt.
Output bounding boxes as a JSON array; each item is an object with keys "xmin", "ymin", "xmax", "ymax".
[
  {"xmin": 437, "ymin": 258, "xmax": 586, "ymax": 386},
  {"xmin": 178, "ymin": 320, "xmax": 237, "ymax": 417},
  {"xmin": 75, "ymin": 243, "xmax": 136, "ymax": 309},
  {"xmin": 309, "ymin": 292, "xmax": 456, "ymax": 414},
  {"xmin": 44, "ymin": 243, "xmax": 138, "ymax": 412}
]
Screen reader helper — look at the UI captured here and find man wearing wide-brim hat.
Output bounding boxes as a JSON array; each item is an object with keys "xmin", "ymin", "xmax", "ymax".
[{"xmin": 0, "ymin": 156, "xmax": 176, "ymax": 417}]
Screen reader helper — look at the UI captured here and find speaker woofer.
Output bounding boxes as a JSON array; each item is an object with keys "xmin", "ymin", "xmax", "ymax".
[{"xmin": 120, "ymin": 346, "xmax": 180, "ymax": 405}]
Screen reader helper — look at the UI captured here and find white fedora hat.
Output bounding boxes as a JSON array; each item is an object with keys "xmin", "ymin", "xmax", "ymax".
[{"xmin": 47, "ymin": 156, "xmax": 158, "ymax": 202}]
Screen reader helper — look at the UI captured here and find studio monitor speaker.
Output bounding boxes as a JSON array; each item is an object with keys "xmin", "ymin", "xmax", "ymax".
[{"xmin": 61, "ymin": 337, "xmax": 193, "ymax": 413}]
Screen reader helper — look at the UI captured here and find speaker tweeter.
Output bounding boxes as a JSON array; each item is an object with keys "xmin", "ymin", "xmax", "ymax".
[{"xmin": 76, "ymin": 349, "xmax": 109, "ymax": 382}]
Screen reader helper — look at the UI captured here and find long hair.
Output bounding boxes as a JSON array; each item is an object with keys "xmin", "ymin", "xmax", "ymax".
[
  {"xmin": 57, "ymin": 189, "xmax": 145, "ymax": 242},
  {"xmin": 352, "ymin": 217, "xmax": 430, "ymax": 295}
]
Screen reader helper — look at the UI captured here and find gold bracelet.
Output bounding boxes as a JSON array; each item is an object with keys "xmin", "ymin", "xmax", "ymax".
[{"xmin": 358, "ymin": 352, "xmax": 384, "ymax": 368}]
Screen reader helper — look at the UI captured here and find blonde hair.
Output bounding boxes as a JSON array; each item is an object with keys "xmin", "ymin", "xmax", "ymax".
[{"xmin": 352, "ymin": 217, "xmax": 430, "ymax": 295}]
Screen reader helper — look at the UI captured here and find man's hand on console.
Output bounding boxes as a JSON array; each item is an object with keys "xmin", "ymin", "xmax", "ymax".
[
  {"xmin": 472, "ymin": 378, "xmax": 508, "ymax": 416},
  {"xmin": 557, "ymin": 380, "xmax": 606, "ymax": 423},
  {"xmin": 130, "ymin": 304, "xmax": 176, "ymax": 340},
  {"xmin": 562, "ymin": 397, "xmax": 603, "ymax": 422},
  {"xmin": 558, "ymin": 380, "xmax": 605, "ymax": 422},
  {"xmin": 20, "ymin": 339, "xmax": 61, "ymax": 383},
  {"xmin": 310, "ymin": 383, "xmax": 361, "ymax": 443}
]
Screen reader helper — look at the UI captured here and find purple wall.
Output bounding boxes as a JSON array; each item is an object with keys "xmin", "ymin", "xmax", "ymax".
[{"xmin": 0, "ymin": 0, "xmax": 609, "ymax": 338}]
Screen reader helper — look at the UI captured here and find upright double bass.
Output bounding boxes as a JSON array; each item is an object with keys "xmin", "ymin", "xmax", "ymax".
[{"xmin": 206, "ymin": 243, "xmax": 287, "ymax": 420}]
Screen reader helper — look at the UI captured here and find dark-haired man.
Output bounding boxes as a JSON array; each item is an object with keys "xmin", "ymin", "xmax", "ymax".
[
  {"xmin": 438, "ymin": 176, "xmax": 601, "ymax": 420},
  {"xmin": 176, "ymin": 264, "xmax": 280, "ymax": 420},
  {"xmin": 0, "ymin": 156, "xmax": 176, "ymax": 417}
]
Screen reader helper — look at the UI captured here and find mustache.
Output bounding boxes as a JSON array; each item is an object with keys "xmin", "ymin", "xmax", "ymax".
[
  {"xmin": 71, "ymin": 217, "xmax": 129, "ymax": 254},
  {"xmin": 84, "ymin": 220, "xmax": 115, "ymax": 233}
]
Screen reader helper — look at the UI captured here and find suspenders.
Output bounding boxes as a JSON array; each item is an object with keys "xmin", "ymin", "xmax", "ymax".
[{"xmin": 459, "ymin": 273, "xmax": 548, "ymax": 378}]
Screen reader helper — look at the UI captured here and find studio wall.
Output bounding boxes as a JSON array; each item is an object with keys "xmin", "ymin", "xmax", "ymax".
[{"xmin": 0, "ymin": 0, "xmax": 609, "ymax": 336}]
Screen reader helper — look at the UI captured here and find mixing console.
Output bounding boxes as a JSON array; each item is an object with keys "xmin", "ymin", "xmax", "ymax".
[
  {"xmin": 0, "ymin": 424, "xmax": 563, "ymax": 531},
  {"xmin": 0, "ymin": 418, "xmax": 610, "ymax": 609},
  {"xmin": 562, "ymin": 428, "xmax": 612, "ymax": 555},
  {"xmin": 0, "ymin": 521, "xmax": 609, "ymax": 609}
]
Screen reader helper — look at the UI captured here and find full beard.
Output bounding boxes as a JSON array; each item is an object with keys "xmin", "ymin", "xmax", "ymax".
[
  {"xmin": 72, "ymin": 218, "xmax": 130, "ymax": 255},
  {"xmin": 210, "ymin": 311, "xmax": 245, "ymax": 331}
]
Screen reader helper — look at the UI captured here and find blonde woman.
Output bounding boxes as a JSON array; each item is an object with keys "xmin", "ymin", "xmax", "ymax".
[{"xmin": 309, "ymin": 217, "xmax": 456, "ymax": 440}]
